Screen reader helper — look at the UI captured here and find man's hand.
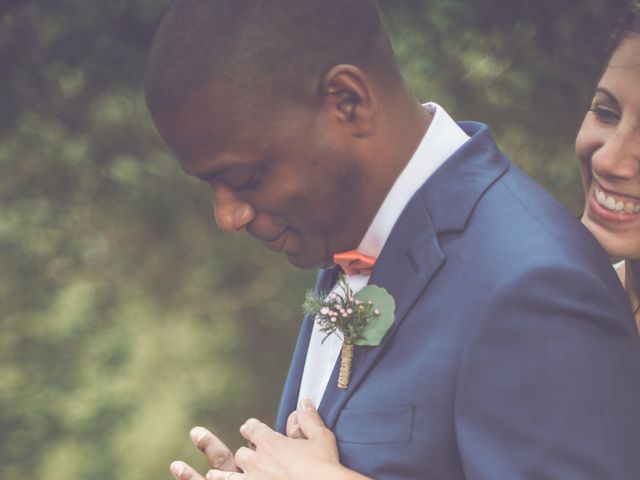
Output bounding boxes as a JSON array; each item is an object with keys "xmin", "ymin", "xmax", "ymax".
[
  {"xmin": 285, "ymin": 410, "xmax": 306, "ymax": 440},
  {"xmin": 169, "ymin": 426, "xmax": 240, "ymax": 480},
  {"xmin": 206, "ymin": 399, "xmax": 369, "ymax": 480}
]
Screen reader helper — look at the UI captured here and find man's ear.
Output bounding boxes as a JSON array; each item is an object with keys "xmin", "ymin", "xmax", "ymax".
[{"xmin": 320, "ymin": 64, "xmax": 377, "ymax": 137}]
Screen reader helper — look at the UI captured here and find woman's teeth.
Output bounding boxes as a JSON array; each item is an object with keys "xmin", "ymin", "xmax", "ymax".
[{"xmin": 595, "ymin": 186, "xmax": 640, "ymax": 214}]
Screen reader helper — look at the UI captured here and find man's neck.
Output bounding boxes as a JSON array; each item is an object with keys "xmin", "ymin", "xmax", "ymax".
[
  {"xmin": 371, "ymin": 98, "xmax": 432, "ymax": 202},
  {"xmin": 350, "ymin": 97, "xmax": 432, "ymax": 252}
]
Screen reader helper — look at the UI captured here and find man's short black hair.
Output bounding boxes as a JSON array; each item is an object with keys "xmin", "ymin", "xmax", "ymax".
[{"xmin": 145, "ymin": 0, "xmax": 401, "ymax": 114}]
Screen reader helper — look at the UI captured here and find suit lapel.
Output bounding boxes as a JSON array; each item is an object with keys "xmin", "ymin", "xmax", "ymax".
[
  {"xmin": 319, "ymin": 122, "xmax": 510, "ymax": 429},
  {"xmin": 276, "ymin": 267, "xmax": 339, "ymax": 432},
  {"xmin": 319, "ymin": 189, "xmax": 445, "ymax": 428}
]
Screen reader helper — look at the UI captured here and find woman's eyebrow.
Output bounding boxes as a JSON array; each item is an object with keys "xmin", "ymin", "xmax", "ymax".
[{"xmin": 593, "ymin": 87, "xmax": 620, "ymax": 107}]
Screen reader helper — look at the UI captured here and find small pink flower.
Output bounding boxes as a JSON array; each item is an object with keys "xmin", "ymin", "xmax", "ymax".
[
  {"xmin": 320, "ymin": 307, "xmax": 330, "ymax": 315},
  {"xmin": 347, "ymin": 308, "xmax": 353, "ymax": 314},
  {"xmin": 374, "ymin": 309, "xmax": 380, "ymax": 315}
]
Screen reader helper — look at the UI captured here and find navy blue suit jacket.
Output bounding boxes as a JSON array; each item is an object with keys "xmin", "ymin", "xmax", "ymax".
[{"xmin": 277, "ymin": 123, "xmax": 640, "ymax": 479}]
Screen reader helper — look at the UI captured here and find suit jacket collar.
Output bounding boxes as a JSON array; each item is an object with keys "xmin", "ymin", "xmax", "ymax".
[{"xmin": 421, "ymin": 122, "xmax": 510, "ymax": 233}]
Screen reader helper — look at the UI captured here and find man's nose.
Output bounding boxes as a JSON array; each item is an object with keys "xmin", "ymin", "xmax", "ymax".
[
  {"xmin": 592, "ymin": 130, "xmax": 640, "ymax": 181},
  {"xmin": 212, "ymin": 185, "xmax": 256, "ymax": 233}
]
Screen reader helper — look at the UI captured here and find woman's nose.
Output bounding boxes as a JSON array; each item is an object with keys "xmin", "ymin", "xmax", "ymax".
[{"xmin": 592, "ymin": 129, "xmax": 640, "ymax": 181}]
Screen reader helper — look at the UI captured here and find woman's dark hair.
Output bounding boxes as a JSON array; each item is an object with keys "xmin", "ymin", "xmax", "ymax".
[{"xmin": 608, "ymin": 0, "xmax": 640, "ymax": 58}]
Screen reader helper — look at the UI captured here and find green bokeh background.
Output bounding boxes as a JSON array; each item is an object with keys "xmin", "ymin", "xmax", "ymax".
[{"xmin": 0, "ymin": 1, "xmax": 627, "ymax": 478}]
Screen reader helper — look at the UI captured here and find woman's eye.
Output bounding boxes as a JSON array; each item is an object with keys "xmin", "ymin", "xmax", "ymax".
[{"xmin": 589, "ymin": 105, "xmax": 621, "ymax": 124}]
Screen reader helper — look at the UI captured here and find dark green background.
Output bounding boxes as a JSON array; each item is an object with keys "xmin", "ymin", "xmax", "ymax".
[{"xmin": 0, "ymin": 1, "xmax": 626, "ymax": 478}]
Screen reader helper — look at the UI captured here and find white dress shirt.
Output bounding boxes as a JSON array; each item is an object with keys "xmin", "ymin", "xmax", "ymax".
[{"xmin": 297, "ymin": 102, "xmax": 470, "ymax": 407}]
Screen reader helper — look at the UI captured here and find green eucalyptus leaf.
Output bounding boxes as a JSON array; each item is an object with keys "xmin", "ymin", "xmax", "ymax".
[{"xmin": 353, "ymin": 285, "xmax": 395, "ymax": 346}]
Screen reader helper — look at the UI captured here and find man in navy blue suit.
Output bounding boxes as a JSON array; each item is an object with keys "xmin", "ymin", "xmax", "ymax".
[{"xmin": 145, "ymin": 1, "xmax": 640, "ymax": 478}]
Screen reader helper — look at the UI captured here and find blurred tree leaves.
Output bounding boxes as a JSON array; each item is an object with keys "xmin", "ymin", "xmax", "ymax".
[
  {"xmin": 0, "ymin": 0, "xmax": 627, "ymax": 478},
  {"xmin": 379, "ymin": 0, "xmax": 626, "ymax": 208}
]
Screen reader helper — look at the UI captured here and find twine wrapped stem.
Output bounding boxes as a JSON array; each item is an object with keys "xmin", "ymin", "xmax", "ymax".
[{"xmin": 338, "ymin": 342, "xmax": 354, "ymax": 389}]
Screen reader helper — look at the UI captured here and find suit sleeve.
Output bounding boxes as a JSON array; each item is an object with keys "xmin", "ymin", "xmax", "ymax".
[{"xmin": 454, "ymin": 263, "xmax": 640, "ymax": 479}]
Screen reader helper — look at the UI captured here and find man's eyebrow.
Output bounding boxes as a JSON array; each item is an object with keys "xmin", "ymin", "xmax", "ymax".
[{"xmin": 594, "ymin": 87, "xmax": 620, "ymax": 107}]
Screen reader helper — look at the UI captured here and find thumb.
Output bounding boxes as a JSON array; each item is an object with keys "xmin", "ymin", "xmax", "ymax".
[
  {"xmin": 286, "ymin": 411, "xmax": 306, "ymax": 439},
  {"xmin": 297, "ymin": 398, "xmax": 329, "ymax": 439}
]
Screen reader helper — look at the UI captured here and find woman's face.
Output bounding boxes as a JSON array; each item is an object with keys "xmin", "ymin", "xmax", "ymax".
[{"xmin": 576, "ymin": 35, "xmax": 640, "ymax": 260}]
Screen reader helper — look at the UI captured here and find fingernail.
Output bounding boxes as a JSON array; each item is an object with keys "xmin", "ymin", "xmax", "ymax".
[
  {"xmin": 170, "ymin": 461, "xmax": 185, "ymax": 478},
  {"xmin": 190, "ymin": 426, "xmax": 207, "ymax": 443},
  {"xmin": 205, "ymin": 470, "xmax": 215, "ymax": 480},
  {"xmin": 300, "ymin": 398, "xmax": 316, "ymax": 411}
]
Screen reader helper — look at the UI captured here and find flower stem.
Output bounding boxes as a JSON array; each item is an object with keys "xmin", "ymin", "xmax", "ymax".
[{"xmin": 338, "ymin": 341, "xmax": 354, "ymax": 389}]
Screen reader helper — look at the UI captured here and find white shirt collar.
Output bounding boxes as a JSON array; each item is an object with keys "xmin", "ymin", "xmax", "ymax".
[
  {"xmin": 356, "ymin": 102, "xmax": 470, "ymax": 258},
  {"xmin": 298, "ymin": 103, "xmax": 471, "ymax": 407}
]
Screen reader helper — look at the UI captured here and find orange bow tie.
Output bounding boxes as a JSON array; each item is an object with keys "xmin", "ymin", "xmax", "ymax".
[{"xmin": 333, "ymin": 250, "xmax": 377, "ymax": 276}]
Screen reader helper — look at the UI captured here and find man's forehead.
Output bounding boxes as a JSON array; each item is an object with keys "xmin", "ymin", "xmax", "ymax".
[
  {"xmin": 152, "ymin": 92, "xmax": 240, "ymax": 156},
  {"xmin": 175, "ymin": 88, "xmax": 276, "ymax": 138},
  {"xmin": 154, "ymin": 110, "xmax": 221, "ymax": 161},
  {"xmin": 154, "ymin": 109, "xmax": 271, "ymax": 182},
  {"xmin": 175, "ymin": 88, "xmax": 236, "ymax": 131}
]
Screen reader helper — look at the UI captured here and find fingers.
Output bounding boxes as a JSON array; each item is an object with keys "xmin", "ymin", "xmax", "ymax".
[
  {"xmin": 205, "ymin": 470, "xmax": 246, "ymax": 480},
  {"xmin": 297, "ymin": 398, "xmax": 332, "ymax": 441},
  {"xmin": 170, "ymin": 461, "xmax": 207, "ymax": 480},
  {"xmin": 190, "ymin": 426, "xmax": 238, "ymax": 471},
  {"xmin": 233, "ymin": 446, "xmax": 255, "ymax": 473},
  {"xmin": 239, "ymin": 418, "xmax": 277, "ymax": 446},
  {"xmin": 286, "ymin": 411, "xmax": 305, "ymax": 439}
]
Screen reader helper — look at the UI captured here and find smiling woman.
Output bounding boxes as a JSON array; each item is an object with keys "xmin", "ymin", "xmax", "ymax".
[{"xmin": 576, "ymin": 0, "xmax": 640, "ymax": 329}]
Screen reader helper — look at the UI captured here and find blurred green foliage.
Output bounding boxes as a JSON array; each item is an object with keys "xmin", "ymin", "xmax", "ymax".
[{"xmin": 0, "ymin": 0, "xmax": 627, "ymax": 478}]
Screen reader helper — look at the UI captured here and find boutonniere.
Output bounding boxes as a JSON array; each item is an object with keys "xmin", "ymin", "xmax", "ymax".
[{"xmin": 303, "ymin": 274, "xmax": 395, "ymax": 389}]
